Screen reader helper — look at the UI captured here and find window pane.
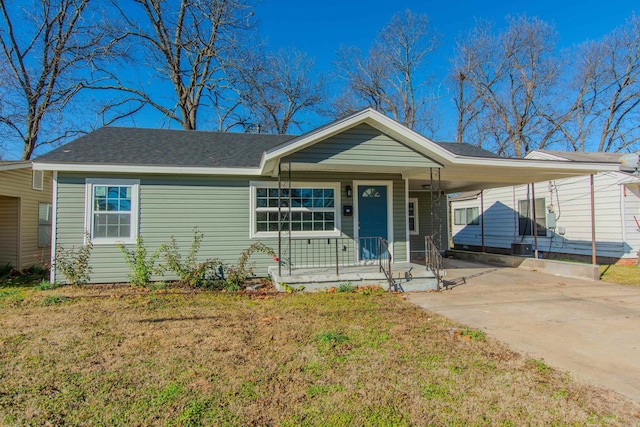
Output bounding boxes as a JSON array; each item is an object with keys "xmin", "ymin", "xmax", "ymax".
[
  {"xmin": 409, "ymin": 217, "xmax": 415, "ymax": 231},
  {"xmin": 408, "ymin": 202, "xmax": 415, "ymax": 216},
  {"xmin": 454, "ymin": 209, "xmax": 464, "ymax": 225},
  {"xmin": 467, "ymin": 207, "xmax": 479, "ymax": 225},
  {"xmin": 38, "ymin": 203, "xmax": 52, "ymax": 247}
]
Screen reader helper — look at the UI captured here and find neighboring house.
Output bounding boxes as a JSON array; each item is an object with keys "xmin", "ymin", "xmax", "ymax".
[
  {"xmin": 450, "ymin": 150, "xmax": 640, "ymax": 264},
  {"xmin": 32, "ymin": 109, "xmax": 619, "ymax": 284},
  {"xmin": 0, "ymin": 162, "xmax": 53, "ymax": 270}
]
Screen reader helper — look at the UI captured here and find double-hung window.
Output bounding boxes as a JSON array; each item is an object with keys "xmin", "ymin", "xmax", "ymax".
[
  {"xmin": 408, "ymin": 198, "xmax": 419, "ymax": 235},
  {"xmin": 518, "ymin": 198, "xmax": 547, "ymax": 236},
  {"xmin": 454, "ymin": 207, "xmax": 480, "ymax": 225},
  {"xmin": 85, "ymin": 179, "xmax": 139, "ymax": 244},
  {"xmin": 250, "ymin": 182, "xmax": 341, "ymax": 238}
]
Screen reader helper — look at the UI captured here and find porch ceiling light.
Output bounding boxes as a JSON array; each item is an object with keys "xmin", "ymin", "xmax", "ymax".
[{"xmin": 422, "ymin": 184, "xmax": 431, "ymax": 190}]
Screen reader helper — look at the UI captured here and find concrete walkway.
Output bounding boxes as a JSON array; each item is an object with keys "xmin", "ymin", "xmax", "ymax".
[{"xmin": 408, "ymin": 260, "xmax": 640, "ymax": 402}]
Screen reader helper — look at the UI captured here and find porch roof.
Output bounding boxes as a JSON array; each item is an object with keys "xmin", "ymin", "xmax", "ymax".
[{"xmin": 262, "ymin": 109, "xmax": 620, "ymax": 193}]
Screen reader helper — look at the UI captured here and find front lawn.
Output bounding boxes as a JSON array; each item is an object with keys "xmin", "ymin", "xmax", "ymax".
[
  {"xmin": 600, "ymin": 264, "xmax": 640, "ymax": 286},
  {"xmin": 0, "ymin": 285, "xmax": 637, "ymax": 426}
]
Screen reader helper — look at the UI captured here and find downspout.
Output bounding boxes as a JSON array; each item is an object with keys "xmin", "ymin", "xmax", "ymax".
[
  {"xmin": 50, "ymin": 171, "xmax": 58, "ymax": 284},
  {"xmin": 591, "ymin": 174, "xmax": 597, "ymax": 265},
  {"xmin": 480, "ymin": 190, "xmax": 485, "ymax": 252},
  {"xmin": 405, "ymin": 177, "xmax": 410, "ymax": 262},
  {"xmin": 532, "ymin": 183, "xmax": 538, "ymax": 259}
]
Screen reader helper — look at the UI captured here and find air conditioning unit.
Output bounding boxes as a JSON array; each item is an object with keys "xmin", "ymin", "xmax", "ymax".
[{"xmin": 511, "ymin": 242, "xmax": 532, "ymax": 257}]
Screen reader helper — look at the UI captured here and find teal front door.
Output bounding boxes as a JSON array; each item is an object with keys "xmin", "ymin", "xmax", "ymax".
[{"xmin": 357, "ymin": 185, "xmax": 388, "ymax": 260}]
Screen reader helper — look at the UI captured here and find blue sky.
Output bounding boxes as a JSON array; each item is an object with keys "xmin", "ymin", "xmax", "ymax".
[
  {"xmin": 2, "ymin": 0, "xmax": 638, "ymax": 159},
  {"xmin": 252, "ymin": 0, "xmax": 637, "ymax": 137}
]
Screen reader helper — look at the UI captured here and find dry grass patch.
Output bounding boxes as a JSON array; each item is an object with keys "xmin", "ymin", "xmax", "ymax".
[
  {"xmin": 600, "ymin": 264, "xmax": 640, "ymax": 286},
  {"xmin": 0, "ymin": 286, "xmax": 638, "ymax": 426}
]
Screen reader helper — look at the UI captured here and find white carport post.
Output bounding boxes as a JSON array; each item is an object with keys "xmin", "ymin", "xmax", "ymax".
[{"xmin": 590, "ymin": 174, "xmax": 597, "ymax": 265}]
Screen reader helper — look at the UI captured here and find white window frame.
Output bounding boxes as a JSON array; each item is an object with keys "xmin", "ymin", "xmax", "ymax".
[
  {"xmin": 408, "ymin": 198, "xmax": 419, "ymax": 235},
  {"xmin": 249, "ymin": 181, "xmax": 341, "ymax": 239},
  {"xmin": 454, "ymin": 207, "xmax": 480, "ymax": 226},
  {"xmin": 84, "ymin": 178, "xmax": 140, "ymax": 245}
]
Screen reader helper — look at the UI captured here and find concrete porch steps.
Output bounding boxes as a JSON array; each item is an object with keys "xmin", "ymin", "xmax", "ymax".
[{"xmin": 268, "ymin": 262, "xmax": 439, "ymax": 292}]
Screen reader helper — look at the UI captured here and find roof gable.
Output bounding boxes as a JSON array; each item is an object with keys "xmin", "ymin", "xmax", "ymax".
[{"xmin": 282, "ymin": 123, "xmax": 439, "ymax": 168}]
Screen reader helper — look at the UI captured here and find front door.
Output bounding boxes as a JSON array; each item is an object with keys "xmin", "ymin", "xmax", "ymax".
[{"xmin": 357, "ymin": 185, "xmax": 388, "ymax": 260}]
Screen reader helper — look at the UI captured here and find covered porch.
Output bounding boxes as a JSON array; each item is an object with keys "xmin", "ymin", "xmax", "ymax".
[{"xmin": 257, "ymin": 109, "xmax": 620, "ymax": 291}]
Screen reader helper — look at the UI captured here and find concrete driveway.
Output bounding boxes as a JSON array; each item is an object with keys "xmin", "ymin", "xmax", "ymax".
[{"xmin": 408, "ymin": 260, "xmax": 640, "ymax": 402}]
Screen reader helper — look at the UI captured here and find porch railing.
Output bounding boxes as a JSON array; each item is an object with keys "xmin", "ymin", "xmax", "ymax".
[
  {"xmin": 425, "ymin": 235, "xmax": 443, "ymax": 290},
  {"xmin": 378, "ymin": 238, "xmax": 394, "ymax": 291},
  {"xmin": 280, "ymin": 236, "xmax": 391, "ymax": 277}
]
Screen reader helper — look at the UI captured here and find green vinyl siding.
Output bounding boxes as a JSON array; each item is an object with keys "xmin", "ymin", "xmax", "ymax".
[
  {"xmin": 54, "ymin": 172, "xmax": 408, "ymax": 284},
  {"xmin": 284, "ymin": 124, "xmax": 439, "ymax": 168}
]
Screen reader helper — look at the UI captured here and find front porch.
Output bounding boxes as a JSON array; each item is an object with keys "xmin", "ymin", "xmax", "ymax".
[{"xmin": 269, "ymin": 261, "xmax": 439, "ymax": 292}]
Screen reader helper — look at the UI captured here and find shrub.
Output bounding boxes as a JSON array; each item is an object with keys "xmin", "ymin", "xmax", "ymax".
[
  {"xmin": 35, "ymin": 280, "xmax": 59, "ymax": 291},
  {"xmin": 226, "ymin": 242, "xmax": 277, "ymax": 287},
  {"xmin": 117, "ymin": 236, "xmax": 163, "ymax": 287},
  {"xmin": 337, "ymin": 282, "xmax": 355, "ymax": 293},
  {"xmin": 54, "ymin": 233, "xmax": 93, "ymax": 286},
  {"xmin": 159, "ymin": 227, "xmax": 225, "ymax": 288}
]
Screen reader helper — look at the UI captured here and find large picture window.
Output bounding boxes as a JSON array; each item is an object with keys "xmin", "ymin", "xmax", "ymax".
[
  {"xmin": 85, "ymin": 179, "xmax": 139, "ymax": 244},
  {"xmin": 518, "ymin": 198, "xmax": 547, "ymax": 236},
  {"xmin": 250, "ymin": 182, "xmax": 340, "ymax": 237}
]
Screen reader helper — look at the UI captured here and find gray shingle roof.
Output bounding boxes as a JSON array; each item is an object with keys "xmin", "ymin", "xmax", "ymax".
[
  {"xmin": 433, "ymin": 142, "xmax": 500, "ymax": 158},
  {"xmin": 34, "ymin": 127, "xmax": 295, "ymax": 168},
  {"xmin": 33, "ymin": 126, "xmax": 502, "ymax": 168}
]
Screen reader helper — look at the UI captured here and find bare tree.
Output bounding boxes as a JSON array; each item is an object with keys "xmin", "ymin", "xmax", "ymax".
[
  {"xmin": 451, "ymin": 16, "xmax": 566, "ymax": 157},
  {"xmin": 564, "ymin": 14, "xmax": 640, "ymax": 152},
  {"xmin": 333, "ymin": 9, "xmax": 439, "ymax": 134},
  {"xmin": 101, "ymin": 0, "xmax": 253, "ymax": 131},
  {"xmin": 232, "ymin": 47, "xmax": 324, "ymax": 134},
  {"xmin": 0, "ymin": 0, "xmax": 115, "ymax": 160}
]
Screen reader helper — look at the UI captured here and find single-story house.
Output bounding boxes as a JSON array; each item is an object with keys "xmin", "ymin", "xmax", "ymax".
[
  {"xmin": 450, "ymin": 150, "xmax": 640, "ymax": 264},
  {"xmin": 0, "ymin": 161, "xmax": 53, "ymax": 270},
  {"xmin": 32, "ymin": 109, "xmax": 620, "ymax": 287}
]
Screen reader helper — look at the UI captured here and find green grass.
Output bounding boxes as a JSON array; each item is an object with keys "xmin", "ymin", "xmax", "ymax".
[
  {"xmin": 600, "ymin": 264, "xmax": 640, "ymax": 286},
  {"xmin": 0, "ymin": 287, "xmax": 637, "ymax": 426}
]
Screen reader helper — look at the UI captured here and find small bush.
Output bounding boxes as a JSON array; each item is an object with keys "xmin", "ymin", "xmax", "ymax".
[
  {"xmin": 159, "ymin": 228, "xmax": 225, "ymax": 288},
  {"xmin": 41, "ymin": 294, "xmax": 69, "ymax": 306},
  {"xmin": 54, "ymin": 233, "xmax": 93, "ymax": 286},
  {"xmin": 117, "ymin": 236, "xmax": 163, "ymax": 287},
  {"xmin": 337, "ymin": 282, "xmax": 355, "ymax": 293},
  {"xmin": 226, "ymin": 242, "xmax": 277, "ymax": 287},
  {"xmin": 35, "ymin": 280, "xmax": 59, "ymax": 291}
]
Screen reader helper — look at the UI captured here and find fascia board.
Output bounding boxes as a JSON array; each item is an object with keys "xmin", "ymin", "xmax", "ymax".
[
  {"xmin": 32, "ymin": 162, "xmax": 263, "ymax": 176},
  {"xmin": 0, "ymin": 162, "xmax": 32, "ymax": 171}
]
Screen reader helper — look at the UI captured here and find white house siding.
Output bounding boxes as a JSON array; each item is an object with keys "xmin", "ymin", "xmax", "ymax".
[
  {"xmin": 54, "ymin": 172, "xmax": 408, "ymax": 284},
  {"xmin": 451, "ymin": 172, "xmax": 636, "ymax": 260},
  {"xmin": 623, "ymin": 184, "xmax": 640, "ymax": 258}
]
